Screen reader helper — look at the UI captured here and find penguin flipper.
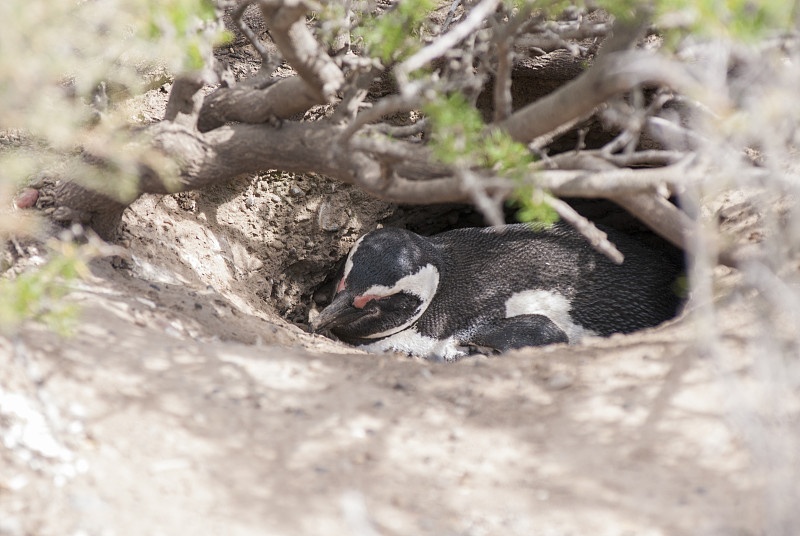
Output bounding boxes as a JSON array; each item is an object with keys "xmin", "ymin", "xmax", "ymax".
[{"xmin": 469, "ymin": 315, "xmax": 568, "ymax": 353}]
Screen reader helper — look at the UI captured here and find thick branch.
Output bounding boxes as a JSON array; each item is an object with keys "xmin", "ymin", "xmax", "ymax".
[
  {"xmin": 258, "ymin": 1, "xmax": 344, "ymax": 102},
  {"xmin": 198, "ymin": 76, "xmax": 320, "ymax": 132},
  {"xmin": 532, "ymin": 155, "xmax": 697, "ymax": 197},
  {"xmin": 614, "ymin": 193, "xmax": 691, "ymax": 252},
  {"xmin": 496, "ymin": 50, "xmax": 704, "ymax": 143},
  {"xmin": 164, "ymin": 74, "xmax": 204, "ymax": 121},
  {"xmin": 197, "ymin": 0, "xmax": 346, "ymax": 131}
]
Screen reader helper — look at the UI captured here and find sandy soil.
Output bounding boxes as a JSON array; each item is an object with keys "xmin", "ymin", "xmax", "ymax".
[
  {"xmin": 0, "ymin": 175, "xmax": 774, "ymax": 536},
  {"xmin": 0, "ymin": 21, "xmax": 789, "ymax": 536}
]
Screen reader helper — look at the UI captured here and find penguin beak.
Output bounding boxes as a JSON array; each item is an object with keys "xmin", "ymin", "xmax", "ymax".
[{"xmin": 310, "ymin": 293, "xmax": 371, "ymax": 333}]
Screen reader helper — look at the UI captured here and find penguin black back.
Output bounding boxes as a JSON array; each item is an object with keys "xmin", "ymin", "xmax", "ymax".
[{"xmin": 423, "ymin": 223, "xmax": 682, "ymax": 339}]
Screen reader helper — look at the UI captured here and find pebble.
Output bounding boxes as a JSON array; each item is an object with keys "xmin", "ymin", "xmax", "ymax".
[
  {"xmin": 29, "ymin": 173, "xmax": 46, "ymax": 189},
  {"xmin": 546, "ymin": 371, "xmax": 575, "ymax": 390},
  {"xmin": 317, "ymin": 202, "xmax": 343, "ymax": 232},
  {"xmin": 14, "ymin": 188, "xmax": 38, "ymax": 209},
  {"xmin": 289, "ymin": 186, "xmax": 305, "ymax": 197}
]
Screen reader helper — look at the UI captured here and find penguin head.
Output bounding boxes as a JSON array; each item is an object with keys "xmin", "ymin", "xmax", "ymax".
[{"xmin": 310, "ymin": 228, "xmax": 441, "ymax": 341}]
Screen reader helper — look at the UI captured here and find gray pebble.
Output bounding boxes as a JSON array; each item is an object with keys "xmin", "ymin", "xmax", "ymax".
[
  {"xmin": 546, "ymin": 371, "xmax": 575, "ymax": 390},
  {"xmin": 317, "ymin": 202, "xmax": 343, "ymax": 232}
]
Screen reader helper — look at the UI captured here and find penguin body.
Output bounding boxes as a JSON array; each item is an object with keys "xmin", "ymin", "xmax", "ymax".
[{"xmin": 311, "ymin": 223, "xmax": 683, "ymax": 360}]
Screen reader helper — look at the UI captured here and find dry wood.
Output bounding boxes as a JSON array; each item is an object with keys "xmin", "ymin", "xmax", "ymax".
[{"xmin": 37, "ymin": 5, "xmax": 765, "ymax": 269}]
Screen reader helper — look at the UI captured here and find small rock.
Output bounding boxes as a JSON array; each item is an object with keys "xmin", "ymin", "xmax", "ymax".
[
  {"xmin": 317, "ymin": 202, "xmax": 343, "ymax": 232},
  {"xmin": 289, "ymin": 185, "xmax": 305, "ymax": 197},
  {"xmin": 546, "ymin": 371, "xmax": 575, "ymax": 390},
  {"xmin": 29, "ymin": 173, "xmax": 47, "ymax": 189},
  {"xmin": 14, "ymin": 188, "xmax": 38, "ymax": 209}
]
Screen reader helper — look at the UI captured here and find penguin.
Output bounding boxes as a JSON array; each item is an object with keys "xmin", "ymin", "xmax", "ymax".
[{"xmin": 310, "ymin": 222, "xmax": 683, "ymax": 360}]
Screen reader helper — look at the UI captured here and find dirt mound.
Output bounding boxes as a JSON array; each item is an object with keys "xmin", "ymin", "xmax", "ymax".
[
  {"xmin": 0, "ymin": 32, "xmax": 782, "ymax": 536},
  {"xmin": 1, "ymin": 146, "xmax": 774, "ymax": 536}
]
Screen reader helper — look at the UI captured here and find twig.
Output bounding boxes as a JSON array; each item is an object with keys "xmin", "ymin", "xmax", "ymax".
[
  {"xmin": 197, "ymin": 75, "xmax": 321, "ymax": 132},
  {"xmin": 532, "ymin": 154, "xmax": 698, "ymax": 197},
  {"xmin": 646, "ymin": 116, "xmax": 706, "ymax": 151},
  {"xmin": 490, "ymin": 4, "xmax": 530, "ymax": 122},
  {"xmin": 458, "ymin": 169, "xmax": 505, "ymax": 226},
  {"xmin": 348, "ymin": 136, "xmax": 428, "ymax": 162},
  {"xmin": 549, "ymin": 149, "xmax": 687, "ymax": 168},
  {"xmin": 493, "ymin": 40, "xmax": 514, "ymax": 122},
  {"xmin": 442, "ymin": 0, "xmax": 463, "ymax": 32},
  {"xmin": 368, "ymin": 118, "xmax": 429, "ymax": 138},
  {"xmin": 396, "ymin": 0, "xmax": 501, "ymax": 86},
  {"xmin": 543, "ymin": 192, "xmax": 625, "ymax": 264},
  {"xmin": 495, "ymin": 14, "xmax": 719, "ymax": 145},
  {"xmin": 232, "ymin": 0, "xmax": 273, "ymax": 65},
  {"xmin": 516, "ymin": 21, "xmax": 612, "ymax": 55},
  {"xmin": 330, "ymin": 61, "xmax": 382, "ymax": 123},
  {"xmin": 342, "ymin": 95, "xmax": 419, "ymax": 141}
]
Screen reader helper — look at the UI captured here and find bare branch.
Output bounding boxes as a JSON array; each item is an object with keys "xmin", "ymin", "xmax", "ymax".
[
  {"xmin": 458, "ymin": 169, "xmax": 505, "ymax": 226},
  {"xmin": 164, "ymin": 74, "xmax": 204, "ymax": 121},
  {"xmin": 496, "ymin": 50, "xmax": 708, "ymax": 144},
  {"xmin": 490, "ymin": 5, "xmax": 530, "ymax": 123},
  {"xmin": 258, "ymin": 0, "xmax": 344, "ymax": 102},
  {"xmin": 531, "ymin": 159, "xmax": 697, "ymax": 197},
  {"xmin": 493, "ymin": 40, "xmax": 513, "ymax": 122},
  {"xmin": 396, "ymin": 0, "xmax": 500, "ymax": 86},
  {"xmin": 198, "ymin": 75, "xmax": 321, "ymax": 132},
  {"xmin": 329, "ymin": 60, "xmax": 382, "ymax": 124},
  {"xmin": 516, "ymin": 20, "xmax": 612, "ymax": 55},
  {"xmin": 614, "ymin": 193, "xmax": 692, "ymax": 252},
  {"xmin": 348, "ymin": 136, "xmax": 432, "ymax": 163},
  {"xmin": 342, "ymin": 95, "xmax": 420, "ymax": 141},
  {"xmin": 368, "ymin": 118, "xmax": 429, "ymax": 138},
  {"xmin": 491, "ymin": 16, "xmax": 717, "ymax": 147},
  {"xmin": 543, "ymin": 192, "xmax": 624, "ymax": 264},
  {"xmin": 232, "ymin": 0, "xmax": 273, "ymax": 65},
  {"xmin": 646, "ymin": 116, "xmax": 706, "ymax": 150},
  {"xmin": 442, "ymin": 0, "xmax": 463, "ymax": 32}
]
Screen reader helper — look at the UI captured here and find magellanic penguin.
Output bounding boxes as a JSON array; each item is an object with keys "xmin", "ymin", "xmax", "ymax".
[{"xmin": 310, "ymin": 222, "xmax": 683, "ymax": 360}]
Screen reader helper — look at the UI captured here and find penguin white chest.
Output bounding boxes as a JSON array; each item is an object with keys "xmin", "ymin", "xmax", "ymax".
[{"xmin": 504, "ymin": 289, "xmax": 595, "ymax": 343}]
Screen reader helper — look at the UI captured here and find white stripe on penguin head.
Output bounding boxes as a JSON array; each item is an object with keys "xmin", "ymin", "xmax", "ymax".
[
  {"xmin": 360, "ymin": 263, "xmax": 439, "ymax": 339},
  {"xmin": 338, "ymin": 234, "xmax": 367, "ymax": 293}
]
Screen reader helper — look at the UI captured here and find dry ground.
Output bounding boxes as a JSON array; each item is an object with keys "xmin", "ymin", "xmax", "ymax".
[
  {"xmin": 1, "ymin": 22, "xmax": 791, "ymax": 536},
  {"xmin": 0, "ymin": 176, "xmax": 777, "ymax": 536}
]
